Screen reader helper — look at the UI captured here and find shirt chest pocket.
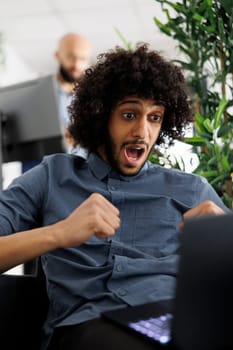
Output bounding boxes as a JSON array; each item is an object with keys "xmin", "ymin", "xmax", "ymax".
[{"xmin": 132, "ymin": 198, "xmax": 183, "ymax": 256}]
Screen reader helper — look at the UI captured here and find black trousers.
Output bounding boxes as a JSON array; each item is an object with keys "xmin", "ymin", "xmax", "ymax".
[{"xmin": 48, "ymin": 317, "xmax": 170, "ymax": 350}]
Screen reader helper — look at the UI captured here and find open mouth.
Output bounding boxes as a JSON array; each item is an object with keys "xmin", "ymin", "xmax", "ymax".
[{"xmin": 124, "ymin": 145, "xmax": 146, "ymax": 163}]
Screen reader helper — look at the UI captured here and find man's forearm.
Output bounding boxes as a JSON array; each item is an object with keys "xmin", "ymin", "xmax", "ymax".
[{"xmin": 0, "ymin": 224, "xmax": 60, "ymax": 273}]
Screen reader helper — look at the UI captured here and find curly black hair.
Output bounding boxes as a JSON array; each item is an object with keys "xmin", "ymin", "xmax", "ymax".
[{"xmin": 68, "ymin": 43, "xmax": 193, "ymax": 152}]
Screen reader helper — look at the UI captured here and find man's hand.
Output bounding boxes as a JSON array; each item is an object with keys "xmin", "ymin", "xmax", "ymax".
[
  {"xmin": 179, "ymin": 200, "xmax": 225, "ymax": 230},
  {"xmin": 54, "ymin": 193, "xmax": 120, "ymax": 248}
]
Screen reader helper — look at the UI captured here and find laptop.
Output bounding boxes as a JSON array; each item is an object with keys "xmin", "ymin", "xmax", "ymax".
[{"xmin": 102, "ymin": 213, "xmax": 233, "ymax": 350}]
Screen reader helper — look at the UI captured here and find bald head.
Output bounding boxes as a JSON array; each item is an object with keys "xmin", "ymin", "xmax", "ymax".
[{"xmin": 55, "ymin": 33, "xmax": 91, "ymax": 84}]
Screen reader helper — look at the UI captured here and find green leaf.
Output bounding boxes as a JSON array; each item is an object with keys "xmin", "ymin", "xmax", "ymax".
[
  {"xmin": 193, "ymin": 13, "xmax": 204, "ymax": 24},
  {"xmin": 195, "ymin": 111, "xmax": 205, "ymax": 122},
  {"xmin": 114, "ymin": 27, "xmax": 134, "ymax": 50},
  {"xmin": 194, "ymin": 112, "xmax": 206, "ymax": 132},
  {"xmin": 214, "ymin": 143, "xmax": 221, "ymax": 157},
  {"xmin": 207, "ymin": 156, "xmax": 217, "ymax": 166},
  {"xmin": 194, "ymin": 128, "xmax": 213, "ymax": 140},
  {"xmin": 213, "ymin": 97, "xmax": 228, "ymax": 128},
  {"xmin": 210, "ymin": 174, "xmax": 228, "ymax": 186},
  {"xmin": 184, "ymin": 136, "xmax": 205, "ymax": 146},
  {"xmin": 220, "ymin": 156, "xmax": 231, "ymax": 171},
  {"xmin": 199, "ymin": 170, "xmax": 219, "ymax": 178},
  {"xmin": 203, "ymin": 118, "xmax": 213, "ymax": 133},
  {"xmin": 153, "ymin": 18, "xmax": 171, "ymax": 36}
]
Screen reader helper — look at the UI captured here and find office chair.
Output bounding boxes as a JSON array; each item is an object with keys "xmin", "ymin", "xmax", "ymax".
[{"xmin": 0, "ymin": 258, "xmax": 49, "ymax": 350}]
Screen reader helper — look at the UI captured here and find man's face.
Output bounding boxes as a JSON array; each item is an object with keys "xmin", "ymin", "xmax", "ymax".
[
  {"xmin": 101, "ymin": 97, "xmax": 165, "ymax": 176},
  {"xmin": 56, "ymin": 39, "xmax": 91, "ymax": 83}
]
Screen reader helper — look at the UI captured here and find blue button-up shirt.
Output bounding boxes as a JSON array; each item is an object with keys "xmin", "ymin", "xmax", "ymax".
[
  {"xmin": 0, "ymin": 153, "xmax": 228, "ymax": 349},
  {"xmin": 53, "ymin": 76, "xmax": 72, "ymax": 128}
]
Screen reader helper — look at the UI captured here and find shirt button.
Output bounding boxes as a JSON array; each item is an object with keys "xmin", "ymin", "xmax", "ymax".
[
  {"xmin": 118, "ymin": 288, "xmax": 127, "ymax": 297},
  {"xmin": 110, "ymin": 186, "xmax": 116, "ymax": 191},
  {"xmin": 116, "ymin": 264, "xmax": 123, "ymax": 272}
]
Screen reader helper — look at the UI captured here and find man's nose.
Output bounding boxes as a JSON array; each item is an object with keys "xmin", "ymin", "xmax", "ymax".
[
  {"xmin": 72, "ymin": 59, "xmax": 81, "ymax": 70},
  {"xmin": 131, "ymin": 117, "xmax": 149, "ymax": 139}
]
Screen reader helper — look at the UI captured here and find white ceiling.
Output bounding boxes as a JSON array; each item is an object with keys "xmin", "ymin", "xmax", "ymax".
[{"xmin": 0, "ymin": 0, "xmax": 179, "ymax": 81}]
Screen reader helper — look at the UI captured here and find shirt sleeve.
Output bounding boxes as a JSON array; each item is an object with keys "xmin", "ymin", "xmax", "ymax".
[
  {"xmin": 0, "ymin": 161, "xmax": 48, "ymax": 235},
  {"xmin": 195, "ymin": 175, "xmax": 231, "ymax": 213}
]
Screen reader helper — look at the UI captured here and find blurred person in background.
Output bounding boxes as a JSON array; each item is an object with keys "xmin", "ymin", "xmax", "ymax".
[
  {"xmin": 22, "ymin": 33, "xmax": 91, "ymax": 174},
  {"xmin": 54, "ymin": 32, "xmax": 91, "ymax": 157}
]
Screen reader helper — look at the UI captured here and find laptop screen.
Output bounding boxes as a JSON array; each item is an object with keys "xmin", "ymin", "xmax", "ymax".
[
  {"xmin": 172, "ymin": 213, "xmax": 233, "ymax": 350},
  {"xmin": 102, "ymin": 214, "xmax": 233, "ymax": 350}
]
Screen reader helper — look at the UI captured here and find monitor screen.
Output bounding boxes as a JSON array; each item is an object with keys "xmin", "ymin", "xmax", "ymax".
[{"xmin": 0, "ymin": 75, "xmax": 65, "ymax": 162}]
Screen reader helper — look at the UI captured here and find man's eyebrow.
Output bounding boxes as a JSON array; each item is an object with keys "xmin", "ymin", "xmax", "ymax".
[
  {"xmin": 117, "ymin": 99, "xmax": 140, "ymax": 106},
  {"xmin": 117, "ymin": 100, "xmax": 165, "ymax": 108}
]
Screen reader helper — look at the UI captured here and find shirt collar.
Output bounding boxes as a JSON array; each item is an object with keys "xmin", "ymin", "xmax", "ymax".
[{"xmin": 87, "ymin": 152, "xmax": 150, "ymax": 181}]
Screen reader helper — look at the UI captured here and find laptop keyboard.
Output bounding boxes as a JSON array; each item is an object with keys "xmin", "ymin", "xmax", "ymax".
[{"xmin": 128, "ymin": 313, "xmax": 173, "ymax": 345}]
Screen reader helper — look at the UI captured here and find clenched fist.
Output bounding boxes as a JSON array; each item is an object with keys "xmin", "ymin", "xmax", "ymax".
[{"xmin": 54, "ymin": 193, "xmax": 121, "ymax": 248}]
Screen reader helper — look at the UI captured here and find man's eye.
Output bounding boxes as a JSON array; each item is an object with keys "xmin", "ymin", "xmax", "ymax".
[
  {"xmin": 123, "ymin": 112, "xmax": 135, "ymax": 120},
  {"xmin": 150, "ymin": 115, "xmax": 162, "ymax": 122}
]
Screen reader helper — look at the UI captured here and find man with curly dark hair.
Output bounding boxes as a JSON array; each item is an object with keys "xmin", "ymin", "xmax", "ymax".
[
  {"xmin": 68, "ymin": 44, "xmax": 192, "ymax": 153},
  {"xmin": 0, "ymin": 44, "xmax": 228, "ymax": 350}
]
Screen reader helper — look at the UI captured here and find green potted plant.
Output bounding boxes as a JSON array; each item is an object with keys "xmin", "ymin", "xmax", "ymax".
[{"xmin": 152, "ymin": 0, "xmax": 233, "ymax": 208}]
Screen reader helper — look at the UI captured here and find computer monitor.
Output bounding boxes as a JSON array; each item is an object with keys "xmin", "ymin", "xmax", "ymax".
[{"xmin": 0, "ymin": 75, "xmax": 65, "ymax": 163}]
